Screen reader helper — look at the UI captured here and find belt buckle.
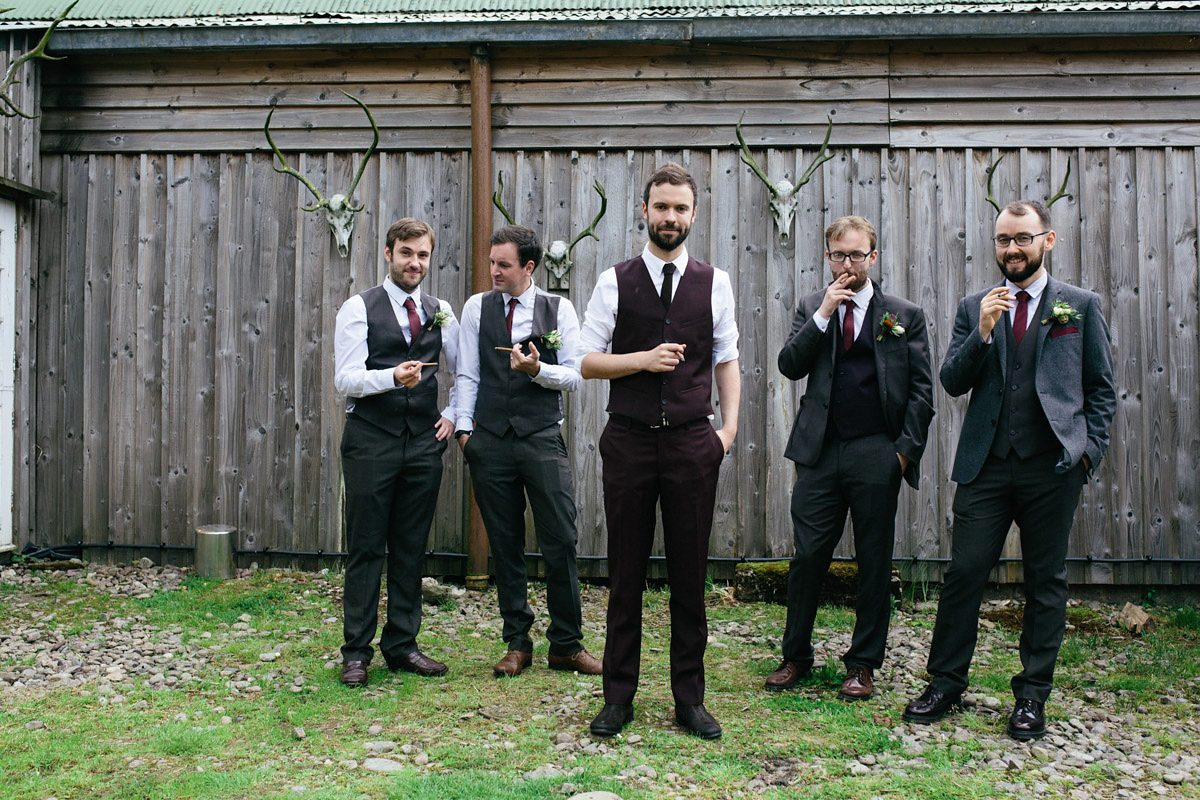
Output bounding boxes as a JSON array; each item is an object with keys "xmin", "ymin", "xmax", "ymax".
[{"xmin": 650, "ymin": 415, "xmax": 669, "ymax": 430}]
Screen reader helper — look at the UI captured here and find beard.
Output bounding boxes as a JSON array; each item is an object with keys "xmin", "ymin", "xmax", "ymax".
[
  {"xmin": 997, "ymin": 249, "xmax": 1043, "ymax": 284},
  {"xmin": 648, "ymin": 220, "xmax": 691, "ymax": 252}
]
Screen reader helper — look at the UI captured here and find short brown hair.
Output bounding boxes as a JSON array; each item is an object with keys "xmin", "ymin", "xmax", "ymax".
[
  {"xmin": 490, "ymin": 224, "xmax": 542, "ymax": 269},
  {"xmin": 385, "ymin": 217, "xmax": 435, "ymax": 252},
  {"xmin": 1001, "ymin": 200, "xmax": 1051, "ymax": 229},
  {"xmin": 643, "ymin": 162, "xmax": 698, "ymax": 206},
  {"xmin": 825, "ymin": 215, "xmax": 877, "ymax": 252}
]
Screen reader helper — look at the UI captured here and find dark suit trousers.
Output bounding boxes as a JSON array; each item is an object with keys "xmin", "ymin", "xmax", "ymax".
[
  {"xmin": 927, "ymin": 450, "xmax": 1084, "ymax": 702},
  {"xmin": 464, "ymin": 425, "xmax": 583, "ymax": 656},
  {"xmin": 340, "ymin": 416, "xmax": 445, "ymax": 664},
  {"xmin": 781, "ymin": 432, "xmax": 903, "ymax": 670},
  {"xmin": 598, "ymin": 416, "xmax": 726, "ymax": 706}
]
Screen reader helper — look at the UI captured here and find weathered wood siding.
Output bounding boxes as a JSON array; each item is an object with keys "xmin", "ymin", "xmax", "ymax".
[
  {"xmin": 24, "ymin": 37, "xmax": 1200, "ymax": 584},
  {"xmin": 2, "ymin": 33, "xmax": 43, "ymax": 555}
]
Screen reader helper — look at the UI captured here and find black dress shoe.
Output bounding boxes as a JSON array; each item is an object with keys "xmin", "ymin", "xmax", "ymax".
[
  {"xmin": 339, "ymin": 660, "xmax": 368, "ymax": 687},
  {"xmin": 1007, "ymin": 698, "xmax": 1046, "ymax": 740},
  {"xmin": 902, "ymin": 684, "xmax": 962, "ymax": 723},
  {"xmin": 385, "ymin": 650, "xmax": 448, "ymax": 677},
  {"xmin": 675, "ymin": 704, "xmax": 722, "ymax": 740},
  {"xmin": 589, "ymin": 704, "xmax": 633, "ymax": 737}
]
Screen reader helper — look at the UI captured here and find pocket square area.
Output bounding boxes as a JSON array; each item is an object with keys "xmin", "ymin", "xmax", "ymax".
[{"xmin": 1050, "ymin": 325, "xmax": 1080, "ymax": 339}]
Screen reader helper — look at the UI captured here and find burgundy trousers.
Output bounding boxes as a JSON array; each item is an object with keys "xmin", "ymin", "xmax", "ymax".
[{"xmin": 598, "ymin": 414, "xmax": 726, "ymax": 706}]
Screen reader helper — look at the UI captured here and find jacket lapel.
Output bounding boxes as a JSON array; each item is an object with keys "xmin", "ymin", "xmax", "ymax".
[{"xmin": 869, "ymin": 283, "xmax": 888, "ymax": 409}]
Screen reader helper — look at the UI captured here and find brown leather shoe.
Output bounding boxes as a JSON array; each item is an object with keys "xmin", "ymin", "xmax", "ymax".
[
  {"xmin": 764, "ymin": 659, "xmax": 810, "ymax": 692},
  {"xmin": 385, "ymin": 650, "xmax": 448, "ymax": 677},
  {"xmin": 339, "ymin": 660, "xmax": 368, "ymax": 687},
  {"xmin": 837, "ymin": 666, "xmax": 874, "ymax": 701},
  {"xmin": 547, "ymin": 649, "xmax": 603, "ymax": 675},
  {"xmin": 493, "ymin": 650, "xmax": 533, "ymax": 677}
]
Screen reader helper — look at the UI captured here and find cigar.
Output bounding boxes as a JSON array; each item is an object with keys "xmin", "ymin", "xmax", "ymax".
[
  {"xmin": 494, "ymin": 347, "xmax": 515, "ymax": 352},
  {"xmin": 418, "ymin": 362, "xmax": 438, "ymax": 367}
]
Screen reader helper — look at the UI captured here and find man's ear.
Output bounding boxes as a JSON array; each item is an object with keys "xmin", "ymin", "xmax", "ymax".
[{"xmin": 1044, "ymin": 230, "xmax": 1057, "ymax": 251}]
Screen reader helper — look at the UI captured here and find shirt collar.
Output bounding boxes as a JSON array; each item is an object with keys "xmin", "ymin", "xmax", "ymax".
[
  {"xmin": 642, "ymin": 245, "xmax": 688, "ymax": 276},
  {"xmin": 1005, "ymin": 271, "xmax": 1048, "ymax": 302},
  {"xmin": 848, "ymin": 279, "xmax": 874, "ymax": 310},
  {"xmin": 503, "ymin": 282, "xmax": 538, "ymax": 307},
  {"xmin": 384, "ymin": 276, "xmax": 422, "ymax": 307}
]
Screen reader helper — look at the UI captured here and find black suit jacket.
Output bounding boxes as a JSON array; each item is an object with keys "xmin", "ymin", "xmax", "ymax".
[{"xmin": 778, "ymin": 280, "xmax": 935, "ymax": 488}]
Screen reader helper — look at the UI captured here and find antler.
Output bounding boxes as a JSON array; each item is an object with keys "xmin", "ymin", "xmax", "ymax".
[
  {"xmin": 735, "ymin": 112, "xmax": 779, "ymax": 197},
  {"xmin": 567, "ymin": 180, "xmax": 607, "ymax": 253},
  {"xmin": 1046, "ymin": 159, "xmax": 1072, "ymax": 207},
  {"xmin": 340, "ymin": 91, "xmax": 379, "ymax": 213},
  {"xmin": 984, "ymin": 154, "xmax": 1005, "ymax": 213},
  {"xmin": 795, "ymin": 116, "xmax": 835, "ymax": 191},
  {"xmin": 1, "ymin": 0, "xmax": 77, "ymax": 119},
  {"xmin": 264, "ymin": 104, "xmax": 328, "ymax": 212},
  {"xmin": 492, "ymin": 171, "xmax": 516, "ymax": 225}
]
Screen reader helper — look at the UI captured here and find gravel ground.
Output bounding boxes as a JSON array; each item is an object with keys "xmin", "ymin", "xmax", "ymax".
[{"xmin": 2, "ymin": 562, "xmax": 1198, "ymax": 799}]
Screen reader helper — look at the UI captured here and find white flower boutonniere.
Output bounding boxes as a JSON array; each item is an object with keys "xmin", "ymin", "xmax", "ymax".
[
  {"xmin": 1042, "ymin": 299, "xmax": 1081, "ymax": 325},
  {"xmin": 542, "ymin": 329, "xmax": 564, "ymax": 352},
  {"xmin": 877, "ymin": 311, "xmax": 906, "ymax": 341},
  {"xmin": 431, "ymin": 308, "xmax": 451, "ymax": 328}
]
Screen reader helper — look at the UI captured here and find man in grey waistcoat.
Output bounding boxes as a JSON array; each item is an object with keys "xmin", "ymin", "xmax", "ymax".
[{"xmin": 455, "ymin": 225, "xmax": 602, "ymax": 679}]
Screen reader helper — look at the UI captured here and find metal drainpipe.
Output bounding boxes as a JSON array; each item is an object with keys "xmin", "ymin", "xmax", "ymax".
[{"xmin": 465, "ymin": 44, "xmax": 492, "ymax": 591}]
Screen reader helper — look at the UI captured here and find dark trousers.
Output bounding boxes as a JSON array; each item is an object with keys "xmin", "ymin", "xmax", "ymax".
[
  {"xmin": 781, "ymin": 432, "xmax": 903, "ymax": 670},
  {"xmin": 464, "ymin": 424, "xmax": 583, "ymax": 656},
  {"xmin": 927, "ymin": 449, "xmax": 1085, "ymax": 702},
  {"xmin": 598, "ymin": 416, "xmax": 726, "ymax": 706},
  {"xmin": 340, "ymin": 416, "xmax": 445, "ymax": 664}
]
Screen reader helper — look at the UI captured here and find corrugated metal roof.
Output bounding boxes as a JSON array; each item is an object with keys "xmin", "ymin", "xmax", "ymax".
[{"xmin": 4, "ymin": 0, "xmax": 1197, "ymax": 26}]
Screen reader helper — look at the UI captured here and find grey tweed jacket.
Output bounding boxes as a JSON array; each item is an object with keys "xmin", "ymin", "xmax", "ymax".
[{"xmin": 940, "ymin": 275, "xmax": 1116, "ymax": 485}]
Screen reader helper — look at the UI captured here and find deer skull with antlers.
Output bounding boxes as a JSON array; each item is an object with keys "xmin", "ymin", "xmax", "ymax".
[
  {"xmin": 984, "ymin": 153, "xmax": 1072, "ymax": 212},
  {"xmin": 492, "ymin": 173, "xmax": 607, "ymax": 290},
  {"xmin": 264, "ymin": 91, "xmax": 379, "ymax": 258},
  {"xmin": 736, "ymin": 112, "xmax": 834, "ymax": 246},
  {"xmin": 1, "ymin": 0, "xmax": 77, "ymax": 119}
]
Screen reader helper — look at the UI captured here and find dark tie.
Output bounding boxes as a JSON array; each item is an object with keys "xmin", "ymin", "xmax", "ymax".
[
  {"xmin": 660, "ymin": 262, "xmax": 675, "ymax": 310},
  {"xmin": 506, "ymin": 297, "xmax": 519, "ymax": 339},
  {"xmin": 403, "ymin": 297, "xmax": 422, "ymax": 347},
  {"xmin": 1013, "ymin": 290, "xmax": 1031, "ymax": 345},
  {"xmin": 842, "ymin": 300, "xmax": 856, "ymax": 351}
]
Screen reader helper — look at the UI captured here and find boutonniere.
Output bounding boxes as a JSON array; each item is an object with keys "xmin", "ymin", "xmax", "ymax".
[
  {"xmin": 876, "ymin": 311, "xmax": 905, "ymax": 341},
  {"xmin": 541, "ymin": 329, "xmax": 564, "ymax": 352},
  {"xmin": 1042, "ymin": 299, "xmax": 1081, "ymax": 325},
  {"xmin": 430, "ymin": 308, "xmax": 451, "ymax": 328}
]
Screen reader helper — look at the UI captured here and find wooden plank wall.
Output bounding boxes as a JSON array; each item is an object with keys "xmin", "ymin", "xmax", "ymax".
[
  {"xmin": 2, "ymin": 34, "xmax": 42, "ymax": 553},
  {"xmin": 24, "ymin": 36, "xmax": 1200, "ymax": 584}
]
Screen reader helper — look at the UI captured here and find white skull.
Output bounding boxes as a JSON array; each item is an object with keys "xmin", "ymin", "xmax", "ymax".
[
  {"xmin": 544, "ymin": 239, "xmax": 572, "ymax": 282},
  {"xmin": 769, "ymin": 179, "xmax": 801, "ymax": 244},
  {"xmin": 325, "ymin": 194, "xmax": 358, "ymax": 258}
]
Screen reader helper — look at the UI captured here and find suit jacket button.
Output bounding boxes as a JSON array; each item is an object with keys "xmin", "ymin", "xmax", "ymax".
[{"xmin": 661, "ymin": 399, "xmax": 667, "ymax": 405}]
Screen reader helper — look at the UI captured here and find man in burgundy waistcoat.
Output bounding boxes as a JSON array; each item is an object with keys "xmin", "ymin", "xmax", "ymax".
[
  {"xmin": 580, "ymin": 163, "xmax": 741, "ymax": 740},
  {"xmin": 333, "ymin": 217, "xmax": 459, "ymax": 688}
]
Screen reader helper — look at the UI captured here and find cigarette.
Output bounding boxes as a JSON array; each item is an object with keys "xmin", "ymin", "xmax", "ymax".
[{"xmin": 494, "ymin": 347, "xmax": 515, "ymax": 352}]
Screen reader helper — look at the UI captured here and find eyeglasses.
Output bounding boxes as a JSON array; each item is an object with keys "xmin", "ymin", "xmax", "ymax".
[
  {"xmin": 828, "ymin": 251, "xmax": 873, "ymax": 263},
  {"xmin": 993, "ymin": 232, "xmax": 1049, "ymax": 248}
]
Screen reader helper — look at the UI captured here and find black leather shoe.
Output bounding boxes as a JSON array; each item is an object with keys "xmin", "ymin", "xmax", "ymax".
[
  {"xmin": 675, "ymin": 704, "xmax": 722, "ymax": 740},
  {"xmin": 385, "ymin": 650, "xmax": 448, "ymax": 677},
  {"xmin": 339, "ymin": 660, "xmax": 368, "ymax": 687},
  {"xmin": 1007, "ymin": 698, "xmax": 1046, "ymax": 740},
  {"xmin": 902, "ymin": 684, "xmax": 962, "ymax": 723},
  {"xmin": 589, "ymin": 704, "xmax": 633, "ymax": 737}
]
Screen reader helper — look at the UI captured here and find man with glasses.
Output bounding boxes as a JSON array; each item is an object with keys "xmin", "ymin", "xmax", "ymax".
[
  {"xmin": 765, "ymin": 216, "xmax": 934, "ymax": 700},
  {"xmin": 904, "ymin": 200, "xmax": 1115, "ymax": 740}
]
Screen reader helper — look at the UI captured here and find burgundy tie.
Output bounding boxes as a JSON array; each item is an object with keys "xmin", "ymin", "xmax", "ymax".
[
  {"xmin": 660, "ymin": 262, "xmax": 675, "ymax": 310},
  {"xmin": 842, "ymin": 300, "xmax": 856, "ymax": 351},
  {"xmin": 506, "ymin": 297, "xmax": 519, "ymax": 339},
  {"xmin": 403, "ymin": 297, "xmax": 422, "ymax": 347},
  {"xmin": 1013, "ymin": 290, "xmax": 1031, "ymax": 345}
]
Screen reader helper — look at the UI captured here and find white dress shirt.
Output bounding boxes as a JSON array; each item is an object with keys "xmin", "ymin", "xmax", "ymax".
[
  {"xmin": 455, "ymin": 282, "xmax": 582, "ymax": 432},
  {"xmin": 333, "ymin": 276, "xmax": 459, "ymax": 421},
  {"xmin": 813, "ymin": 278, "xmax": 875, "ymax": 339},
  {"xmin": 1005, "ymin": 271, "xmax": 1047, "ymax": 336},
  {"xmin": 579, "ymin": 245, "xmax": 740, "ymax": 365}
]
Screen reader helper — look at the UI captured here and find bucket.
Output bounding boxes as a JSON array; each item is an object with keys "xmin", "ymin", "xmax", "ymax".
[{"xmin": 195, "ymin": 524, "xmax": 236, "ymax": 579}]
